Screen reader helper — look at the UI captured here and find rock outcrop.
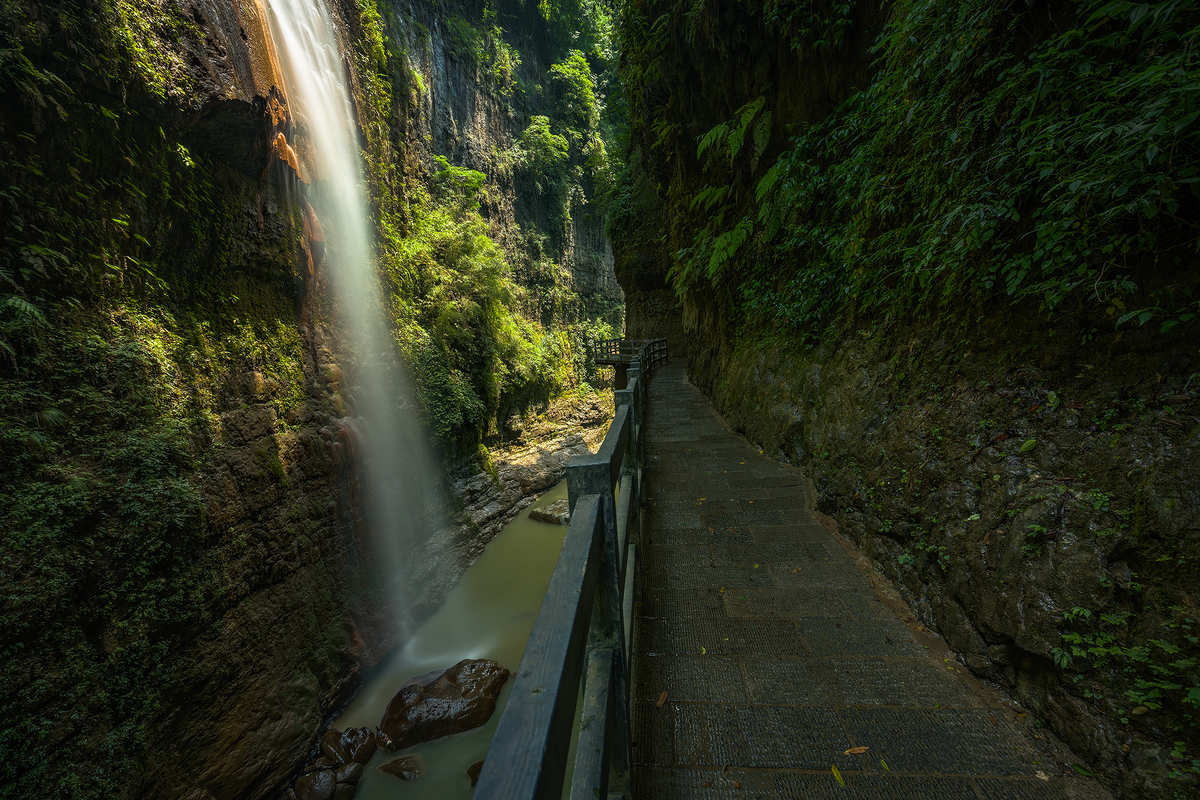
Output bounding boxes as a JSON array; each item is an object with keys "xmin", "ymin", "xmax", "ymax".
[
  {"xmin": 529, "ymin": 497, "xmax": 570, "ymax": 525},
  {"xmin": 453, "ymin": 392, "xmax": 613, "ymax": 557}
]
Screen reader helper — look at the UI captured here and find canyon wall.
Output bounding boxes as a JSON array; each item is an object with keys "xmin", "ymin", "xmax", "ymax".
[
  {"xmin": 0, "ymin": 0, "xmax": 620, "ymax": 797},
  {"xmin": 613, "ymin": 0, "xmax": 1200, "ymax": 797}
]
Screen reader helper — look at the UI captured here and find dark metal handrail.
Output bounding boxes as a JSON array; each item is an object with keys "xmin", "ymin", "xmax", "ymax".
[
  {"xmin": 475, "ymin": 347, "xmax": 658, "ymax": 800},
  {"xmin": 594, "ymin": 337, "xmax": 668, "ymax": 371}
]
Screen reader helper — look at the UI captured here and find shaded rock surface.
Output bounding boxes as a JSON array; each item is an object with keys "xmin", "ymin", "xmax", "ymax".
[
  {"xmin": 379, "ymin": 659, "xmax": 511, "ymax": 750},
  {"xmin": 467, "ymin": 760, "xmax": 484, "ymax": 786}
]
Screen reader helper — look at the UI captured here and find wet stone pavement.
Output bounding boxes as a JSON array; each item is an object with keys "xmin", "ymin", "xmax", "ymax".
[{"xmin": 630, "ymin": 361, "xmax": 1110, "ymax": 800}]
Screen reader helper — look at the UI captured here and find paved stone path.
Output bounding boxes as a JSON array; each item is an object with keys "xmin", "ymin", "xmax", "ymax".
[{"xmin": 630, "ymin": 361, "xmax": 1108, "ymax": 800}]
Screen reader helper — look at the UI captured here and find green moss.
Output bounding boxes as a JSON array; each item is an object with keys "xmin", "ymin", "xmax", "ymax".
[{"xmin": 106, "ymin": 0, "xmax": 198, "ymax": 100}]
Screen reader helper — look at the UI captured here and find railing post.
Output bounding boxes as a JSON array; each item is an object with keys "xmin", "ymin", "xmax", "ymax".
[
  {"xmin": 623, "ymin": 361, "xmax": 641, "ymax": 501},
  {"xmin": 566, "ymin": 454, "xmax": 632, "ymax": 798}
]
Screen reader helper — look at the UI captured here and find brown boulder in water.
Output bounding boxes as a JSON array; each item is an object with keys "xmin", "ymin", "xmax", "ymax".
[
  {"xmin": 339, "ymin": 727, "xmax": 377, "ymax": 764},
  {"xmin": 294, "ymin": 769, "xmax": 336, "ymax": 800},
  {"xmin": 378, "ymin": 659, "xmax": 511, "ymax": 749}
]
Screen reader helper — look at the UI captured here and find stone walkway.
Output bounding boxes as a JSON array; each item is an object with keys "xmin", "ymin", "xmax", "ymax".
[{"xmin": 630, "ymin": 361, "xmax": 1108, "ymax": 800}]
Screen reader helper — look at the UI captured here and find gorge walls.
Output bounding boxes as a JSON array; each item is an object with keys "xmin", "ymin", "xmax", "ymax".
[
  {"xmin": 612, "ymin": 1, "xmax": 1200, "ymax": 797},
  {"xmin": 0, "ymin": 0, "xmax": 621, "ymax": 797}
]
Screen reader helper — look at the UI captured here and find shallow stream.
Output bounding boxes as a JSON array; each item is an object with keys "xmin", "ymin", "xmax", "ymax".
[{"xmin": 334, "ymin": 482, "xmax": 570, "ymax": 798}]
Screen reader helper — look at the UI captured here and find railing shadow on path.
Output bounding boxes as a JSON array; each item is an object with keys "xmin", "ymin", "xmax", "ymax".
[{"xmin": 475, "ymin": 338, "xmax": 667, "ymax": 800}]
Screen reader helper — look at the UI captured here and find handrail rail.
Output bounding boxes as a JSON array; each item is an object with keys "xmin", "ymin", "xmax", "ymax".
[
  {"xmin": 594, "ymin": 337, "xmax": 667, "ymax": 369},
  {"xmin": 476, "ymin": 340, "xmax": 667, "ymax": 800}
]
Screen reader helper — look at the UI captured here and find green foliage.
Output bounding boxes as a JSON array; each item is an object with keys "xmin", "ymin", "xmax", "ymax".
[
  {"xmin": 383, "ymin": 166, "xmax": 582, "ymax": 453},
  {"xmin": 513, "ymin": 115, "xmax": 571, "ymax": 190},
  {"xmin": 444, "ymin": 13, "xmax": 521, "ymax": 93},
  {"xmin": 620, "ymin": 0, "xmax": 1200, "ymax": 344},
  {"xmin": 1058, "ymin": 604, "xmax": 1200, "ymax": 749},
  {"xmin": 549, "ymin": 50, "xmax": 600, "ymax": 132},
  {"xmin": 106, "ymin": 0, "xmax": 199, "ymax": 100}
]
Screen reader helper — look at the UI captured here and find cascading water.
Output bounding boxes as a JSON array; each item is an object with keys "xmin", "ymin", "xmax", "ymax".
[{"xmin": 262, "ymin": 0, "xmax": 444, "ymax": 637}]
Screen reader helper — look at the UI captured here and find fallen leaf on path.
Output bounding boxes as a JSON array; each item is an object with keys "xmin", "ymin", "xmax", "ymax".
[
  {"xmin": 656, "ymin": 691, "xmax": 668, "ymax": 708},
  {"xmin": 879, "ymin": 758, "xmax": 889, "ymax": 771},
  {"xmin": 752, "ymin": 563, "xmax": 760, "ymax": 569},
  {"xmin": 791, "ymin": 567, "xmax": 801, "ymax": 574},
  {"xmin": 831, "ymin": 764, "xmax": 845, "ymax": 787},
  {"xmin": 699, "ymin": 646, "xmax": 707, "ymax": 655},
  {"xmin": 843, "ymin": 746, "xmax": 869, "ymax": 755},
  {"xmin": 1035, "ymin": 771, "xmax": 1050, "ymax": 781}
]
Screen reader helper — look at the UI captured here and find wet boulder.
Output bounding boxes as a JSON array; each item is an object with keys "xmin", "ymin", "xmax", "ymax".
[
  {"xmin": 339, "ymin": 727, "xmax": 377, "ymax": 764},
  {"xmin": 294, "ymin": 769, "xmax": 336, "ymax": 800},
  {"xmin": 318, "ymin": 726, "xmax": 377, "ymax": 768},
  {"xmin": 467, "ymin": 760, "xmax": 484, "ymax": 786},
  {"xmin": 378, "ymin": 659, "xmax": 511, "ymax": 749}
]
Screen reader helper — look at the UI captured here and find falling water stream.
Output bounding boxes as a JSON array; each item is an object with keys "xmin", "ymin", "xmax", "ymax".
[
  {"xmin": 262, "ymin": 0, "xmax": 444, "ymax": 635},
  {"xmin": 260, "ymin": 3, "xmax": 574, "ymax": 797}
]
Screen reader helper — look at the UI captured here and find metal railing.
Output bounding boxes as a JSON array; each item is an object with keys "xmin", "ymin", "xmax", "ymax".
[
  {"xmin": 594, "ymin": 338, "xmax": 668, "ymax": 373},
  {"xmin": 475, "ymin": 346, "xmax": 664, "ymax": 800}
]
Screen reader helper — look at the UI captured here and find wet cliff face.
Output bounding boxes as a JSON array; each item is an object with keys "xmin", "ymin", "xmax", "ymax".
[
  {"xmin": 380, "ymin": 0, "xmax": 623, "ymax": 325},
  {"xmin": 613, "ymin": 0, "xmax": 1200, "ymax": 797},
  {"xmin": 0, "ymin": 1, "xmax": 620, "ymax": 798}
]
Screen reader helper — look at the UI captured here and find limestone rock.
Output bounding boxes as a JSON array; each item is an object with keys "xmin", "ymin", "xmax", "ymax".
[
  {"xmin": 530, "ymin": 497, "xmax": 570, "ymax": 525},
  {"xmin": 379, "ymin": 659, "xmax": 511, "ymax": 749},
  {"xmin": 379, "ymin": 754, "xmax": 426, "ymax": 781}
]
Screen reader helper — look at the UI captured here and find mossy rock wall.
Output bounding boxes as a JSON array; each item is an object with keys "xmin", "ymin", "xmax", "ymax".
[
  {"xmin": 613, "ymin": 0, "xmax": 1200, "ymax": 796},
  {"xmin": 0, "ymin": 0, "xmax": 623, "ymax": 798}
]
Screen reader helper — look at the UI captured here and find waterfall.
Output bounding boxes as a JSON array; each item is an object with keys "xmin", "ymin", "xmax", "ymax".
[{"xmin": 262, "ymin": 0, "xmax": 444, "ymax": 637}]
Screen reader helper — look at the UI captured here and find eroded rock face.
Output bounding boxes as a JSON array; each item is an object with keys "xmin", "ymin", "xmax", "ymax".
[{"xmin": 379, "ymin": 659, "xmax": 511, "ymax": 749}]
